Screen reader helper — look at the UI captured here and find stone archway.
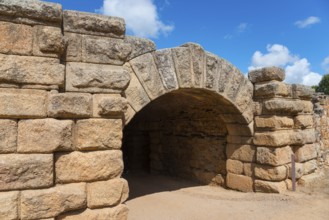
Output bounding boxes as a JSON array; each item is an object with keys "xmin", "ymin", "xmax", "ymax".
[{"xmin": 123, "ymin": 43, "xmax": 255, "ymax": 192}]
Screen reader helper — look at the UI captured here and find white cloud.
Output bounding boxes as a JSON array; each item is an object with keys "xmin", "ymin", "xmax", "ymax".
[
  {"xmin": 99, "ymin": 0, "xmax": 174, "ymax": 38},
  {"xmin": 249, "ymin": 44, "xmax": 322, "ymax": 86},
  {"xmin": 237, "ymin": 23, "xmax": 248, "ymax": 33},
  {"xmin": 294, "ymin": 16, "xmax": 321, "ymax": 28},
  {"xmin": 224, "ymin": 22, "xmax": 250, "ymax": 40},
  {"xmin": 322, "ymin": 56, "xmax": 329, "ymax": 72}
]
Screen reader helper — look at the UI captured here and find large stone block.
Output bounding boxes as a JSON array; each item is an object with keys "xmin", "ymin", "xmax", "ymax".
[
  {"xmin": 0, "ymin": 21, "xmax": 32, "ymax": 55},
  {"xmin": 257, "ymin": 146, "xmax": 293, "ymax": 166},
  {"xmin": 234, "ymin": 79, "xmax": 254, "ymax": 113},
  {"xmin": 294, "ymin": 115, "xmax": 313, "ymax": 129},
  {"xmin": 66, "ymin": 62, "xmax": 130, "ymax": 93},
  {"xmin": 263, "ymin": 99, "xmax": 313, "ymax": 115},
  {"xmin": 0, "ymin": 191, "xmax": 19, "ymax": 220},
  {"xmin": 55, "ymin": 151, "xmax": 123, "ymax": 183},
  {"xmin": 226, "ymin": 159, "xmax": 244, "ymax": 174},
  {"xmin": 205, "ymin": 52, "xmax": 220, "ymax": 91},
  {"xmin": 254, "ymin": 180, "xmax": 287, "ymax": 193},
  {"xmin": 0, "ymin": 88, "xmax": 47, "ymax": 119},
  {"xmin": 226, "ymin": 144, "xmax": 256, "ymax": 162},
  {"xmin": 125, "ymin": 35, "xmax": 156, "ymax": 60},
  {"xmin": 292, "ymin": 84, "xmax": 313, "ymax": 100},
  {"xmin": 0, "ymin": 54, "xmax": 64, "ymax": 87},
  {"xmin": 87, "ymin": 178, "xmax": 129, "ymax": 208},
  {"xmin": 33, "ymin": 25, "xmax": 65, "ymax": 58},
  {"xmin": 0, "ymin": 0, "xmax": 62, "ymax": 26},
  {"xmin": 226, "ymin": 173, "xmax": 253, "ymax": 192},
  {"xmin": 0, "ymin": 119, "xmax": 17, "ymax": 153},
  {"xmin": 287, "ymin": 162, "xmax": 304, "ymax": 179},
  {"xmin": 57, "ymin": 204, "xmax": 129, "ymax": 220},
  {"xmin": 21, "ymin": 183, "xmax": 86, "ymax": 220},
  {"xmin": 81, "ymin": 35, "xmax": 131, "ymax": 65},
  {"xmin": 217, "ymin": 58, "xmax": 231, "ymax": 93},
  {"xmin": 298, "ymin": 172, "xmax": 325, "ymax": 187},
  {"xmin": 48, "ymin": 92, "xmax": 92, "ymax": 118},
  {"xmin": 63, "ymin": 10, "xmax": 125, "ymax": 38},
  {"xmin": 255, "ymin": 116, "xmax": 294, "ymax": 130},
  {"xmin": 93, "ymin": 94, "xmax": 128, "ymax": 117},
  {"xmin": 254, "ymin": 164, "xmax": 287, "ymax": 181},
  {"xmin": 64, "ymin": 32, "xmax": 82, "ymax": 62},
  {"xmin": 130, "ymin": 53, "xmax": 166, "ymax": 99},
  {"xmin": 294, "ymin": 144, "xmax": 318, "ymax": 162},
  {"xmin": 254, "ymin": 81, "xmax": 290, "ymax": 98},
  {"xmin": 248, "ymin": 67, "xmax": 285, "ymax": 83},
  {"xmin": 75, "ymin": 119, "xmax": 122, "ymax": 150},
  {"xmin": 18, "ymin": 119, "xmax": 73, "ymax": 153},
  {"xmin": 0, "ymin": 154, "xmax": 53, "ymax": 191},
  {"xmin": 223, "ymin": 65, "xmax": 245, "ymax": 100},
  {"xmin": 303, "ymin": 159, "xmax": 317, "ymax": 175},
  {"xmin": 172, "ymin": 47, "xmax": 192, "ymax": 88}
]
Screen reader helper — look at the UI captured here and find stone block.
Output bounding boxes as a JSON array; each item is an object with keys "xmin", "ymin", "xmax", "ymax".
[
  {"xmin": 124, "ymin": 35, "xmax": 156, "ymax": 60},
  {"xmin": 93, "ymin": 94, "xmax": 128, "ymax": 117},
  {"xmin": 0, "ymin": 54, "xmax": 64, "ymax": 87},
  {"xmin": 226, "ymin": 173, "xmax": 253, "ymax": 192},
  {"xmin": 75, "ymin": 119, "xmax": 122, "ymax": 150},
  {"xmin": 226, "ymin": 159, "xmax": 244, "ymax": 174},
  {"xmin": 124, "ymin": 63, "xmax": 150, "ymax": 112},
  {"xmin": 234, "ymin": 80, "xmax": 254, "ymax": 113},
  {"xmin": 294, "ymin": 115, "xmax": 313, "ymax": 129},
  {"xmin": 57, "ymin": 204, "xmax": 129, "ymax": 220},
  {"xmin": 290, "ymin": 129, "xmax": 316, "ymax": 145},
  {"xmin": 21, "ymin": 183, "xmax": 86, "ymax": 220},
  {"xmin": 0, "ymin": 21, "xmax": 32, "ymax": 55},
  {"xmin": 205, "ymin": 52, "xmax": 220, "ymax": 91},
  {"xmin": 248, "ymin": 67, "xmax": 285, "ymax": 83},
  {"xmin": 292, "ymin": 84, "xmax": 313, "ymax": 100},
  {"xmin": 223, "ymin": 65, "xmax": 245, "ymax": 101},
  {"xmin": 130, "ymin": 53, "xmax": 166, "ymax": 99},
  {"xmin": 294, "ymin": 144, "xmax": 318, "ymax": 162},
  {"xmin": 0, "ymin": 119, "xmax": 17, "ymax": 153},
  {"xmin": 287, "ymin": 162, "xmax": 304, "ymax": 179},
  {"xmin": 0, "ymin": 88, "xmax": 47, "ymax": 119},
  {"xmin": 263, "ymin": 99, "xmax": 312, "ymax": 115},
  {"xmin": 257, "ymin": 146, "xmax": 293, "ymax": 166},
  {"xmin": 303, "ymin": 159, "xmax": 317, "ymax": 175},
  {"xmin": 254, "ymin": 164, "xmax": 288, "ymax": 181},
  {"xmin": 0, "ymin": 154, "xmax": 53, "ymax": 191},
  {"xmin": 254, "ymin": 180, "xmax": 287, "ymax": 193},
  {"xmin": 226, "ymin": 122, "xmax": 254, "ymax": 136},
  {"xmin": 63, "ymin": 10, "xmax": 125, "ymax": 38},
  {"xmin": 124, "ymin": 104, "xmax": 136, "ymax": 125},
  {"xmin": 48, "ymin": 92, "xmax": 92, "ymax": 118},
  {"xmin": 172, "ymin": 47, "xmax": 192, "ymax": 88},
  {"xmin": 0, "ymin": 0, "xmax": 62, "ymax": 26},
  {"xmin": 255, "ymin": 116, "xmax": 294, "ymax": 130},
  {"xmin": 217, "ymin": 58, "xmax": 232, "ymax": 93},
  {"xmin": 55, "ymin": 151, "xmax": 123, "ymax": 183},
  {"xmin": 298, "ymin": 172, "xmax": 325, "ymax": 187},
  {"xmin": 18, "ymin": 119, "xmax": 73, "ymax": 153},
  {"xmin": 226, "ymin": 144, "xmax": 256, "ymax": 162},
  {"xmin": 33, "ymin": 25, "xmax": 65, "ymax": 58},
  {"xmin": 154, "ymin": 49, "xmax": 179, "ymax": 90},
  {"xmin": 254, "ymin": 81, "xmax": 290, "ymax": 98},
  {"xmin": 87, "ymin": 178, "xmax": 129, "ymax": 208},
  {"xmin": 243, "ymin": 163, "xmax": 255, "ymax": 177},
  {"xmin": 66, "ymin": 62, "xmax": 130, "ymax": 93},
  {"xmin": 81, "ymin": 35, "xmax": 131, "ymax": 65},
  {"xmin": 64, "ymin": 32, "xmax": 82, "ymax": 62},
  {"xmin": 0, "ymin": 191, "xmax": 19, "ymax": 220}
]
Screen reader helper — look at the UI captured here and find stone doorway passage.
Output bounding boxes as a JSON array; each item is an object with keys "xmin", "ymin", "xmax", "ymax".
[{"xmin": 123, "ymin": 88, "xmax": 247, "ymax": 193}]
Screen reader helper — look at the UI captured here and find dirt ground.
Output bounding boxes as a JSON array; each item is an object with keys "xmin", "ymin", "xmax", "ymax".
[{"xmin": 124, "ymin": 169, "xmax": 329, "ymax": 220}]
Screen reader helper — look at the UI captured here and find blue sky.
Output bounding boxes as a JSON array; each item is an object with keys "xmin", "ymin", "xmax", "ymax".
[{"xmin": 45, "ymin": 0, "xmax": 329, "ymax": 86}]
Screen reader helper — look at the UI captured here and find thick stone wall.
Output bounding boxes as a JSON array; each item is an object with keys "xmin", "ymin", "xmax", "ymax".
[{"xmin": 0, "ymin": 0, "xmax": 327, "ymax": 219}]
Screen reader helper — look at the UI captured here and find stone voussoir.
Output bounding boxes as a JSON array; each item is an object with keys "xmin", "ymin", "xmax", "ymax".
[{"xmin": 125, "ymin": 35, "xmax": 156, "ymax": 61}]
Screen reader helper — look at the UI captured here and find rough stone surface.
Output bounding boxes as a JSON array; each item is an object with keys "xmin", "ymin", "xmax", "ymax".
[
  {"xmin": 0, "ymin": 119, "xmax": 17, "ymax": 153},
  {"xmin": 254, "ymin": 81, "xmax": 290, "ymax": 98},
  {"xmin": 234, "ymin": 80, "xmax": 254, "ymax": 113},
  {"xmin": 292, "ymin": 84, "xmax": 313, "ymax": 100},
  {"xmin": 18, "ymin": 119, "xmax": 73, "ymax": 153},
  {"xmin": 226, "ymin": 173, "xmax": 253, "ymax": 192},
  {"xmin": 257, "ymin": 146, "xmax": 293, "ymax": 166},
  {"xmin": 294, "ymin": 115, "xmax": 313, "ymax": 129},
  {"xmin": 57, "ymin": 205, "xmax": 129, "ymax": 220},
  {"xmin": 0, "ymin": 191, "xmax": 19, "ymax": 220},
  {"xmin": 48, "ymin": 92, "xmax": 92, "ymax": 118},
  {"xmin": 33, "ymin": 25, "xmax": 65, "ymax": 58},
  {"xmin": 125, "ymin": 36, "xmax": 156, "ymax": 60},
  {"xmin": 63, "ymin": 10, "xmax": 125, "ymax": 38},
  {"xmin": 87, "ymin": 178, "xmax": 129, "ymax": 208},
  {"xmin": 0, "ymin": 54, "xmax": 64, "ymax": 86},
  {"xmin": 303, "ymin": 159, "xmax": 317, "ymax": 175},
  {"xmin": 21, "ymin": 183, "xmax": 86, "ymax": 220},
  {"xmin": 93, "ymin": 94, "xmax": 128, "ymax": 117},
  {"xmin": 0, "ymin": 154, "xmax": 53, "ymax": 191},
  {"xmin": 294, "ymin": 144, "xmax": 318, "ymax": 162},
  {"xmin": 243, "ymin": 163, "xmax": 255, "ymax": 177},
  {"xmin": 226, "ymin": 144, "xmax": 256, "ymax": 162},
  {"xmin": 255, "ymin": 164, "xmax": 287, "ymax": 181},
  {"xmin": 82, "ymin": 35, "xmax": 131, "ymax": 65},
  {"xmin": 172, "ymin": 47, "xmax": 192, "ymax": 88},
  {"xmin": 0, "ymin": 0, "xmax": 62, "ymax": 26},
  {"xmin": 66, "ymin": 62, "xmax": 130, "ymax": 93},
  {"xmin": 255, "ymin": 180, "xmax": 287, "ymax": 193},
  {"xmin": 205, "ymin": 52, "xmax": 219, "ymax": 90},
  {"xmin": 226, "ymin": 159, "xmax": 244, "ymax": 174},
  {"xmin": 263, "ymin": 99, "xmax": 313, "ymax": 115},
  {"xmin": 298, "ymin": 172, "xmax": 325, "ymax": 187},
  {"xmin": 0, "ymin": 21, "xmax": 32, "ymax": 55},
  {"xmin": 248, "ymin": 67, "xmax": 285, "ymax": 83},
  {"xmin": 75, "ymin": 119, "xmax": 122, "ymax": 150},
  {"xmin": 183, "ymin": 43, "xmax": 205, "ymax": 88},
  {"xmin": 55, "ymin": 151, "xmax": 123, "ymax": 183},
  {"xmin": 0, "ymin": 88, "xmax": 47, "ymax": 118},
  {"xmin": 288, "ymin": 162, "xmax": 304, "ymax": 179},
  {"xmin": 255, "ymin": 116, "xmax": 294, "ymax": 130},
  {"xmin": 64, "ymin": 32, "xmax": 82, "ymax": 62},
  {"xmin": 226, "ymin": 122, "xmax": 254, "ymax": 136}
]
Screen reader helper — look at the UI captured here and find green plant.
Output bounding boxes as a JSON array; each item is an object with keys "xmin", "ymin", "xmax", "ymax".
[{"xmin": 316, "ymin": 74, "xmax": 329, "ymax": 95}]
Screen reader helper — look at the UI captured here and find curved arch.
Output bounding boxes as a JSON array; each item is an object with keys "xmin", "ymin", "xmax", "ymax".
[{"xmin": 123, "ymin": 43, "xmax": 255, "ymax": 192}]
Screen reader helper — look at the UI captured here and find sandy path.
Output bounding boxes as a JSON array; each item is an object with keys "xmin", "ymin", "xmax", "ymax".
[{"xmin": 125, "ymin": 173, "xmax": 329, "ymax": 220}]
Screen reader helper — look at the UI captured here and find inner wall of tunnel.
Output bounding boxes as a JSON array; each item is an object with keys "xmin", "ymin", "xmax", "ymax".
[{"xmin": 122, "ymin": 88, "xmax": 244, "ymax": 186}]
